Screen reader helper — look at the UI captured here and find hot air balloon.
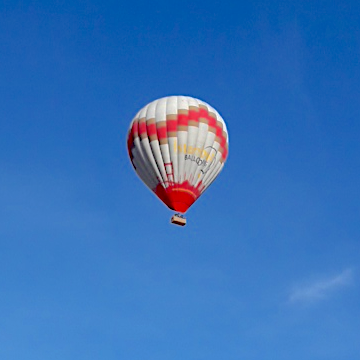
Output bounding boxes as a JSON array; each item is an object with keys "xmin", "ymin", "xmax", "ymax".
[{"xmin": 127, "ymin": 96, "xmax": 229, "ymax": 226}]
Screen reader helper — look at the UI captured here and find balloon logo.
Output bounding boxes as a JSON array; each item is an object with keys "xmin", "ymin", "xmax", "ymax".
[{"xmin": 127, "ymin": 96, "xmax": 229, "ymax": 225}]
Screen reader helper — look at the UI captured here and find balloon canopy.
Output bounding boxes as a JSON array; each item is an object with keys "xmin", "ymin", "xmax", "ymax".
[{"xmin": 127, "ymin": 96, "xmax": 229, "ymax": 214}]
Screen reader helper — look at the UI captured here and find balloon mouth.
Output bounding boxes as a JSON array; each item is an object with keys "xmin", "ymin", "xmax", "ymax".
[{"xmin": 154, "ymin": 182, "xmax": 201, "ymax": 213}]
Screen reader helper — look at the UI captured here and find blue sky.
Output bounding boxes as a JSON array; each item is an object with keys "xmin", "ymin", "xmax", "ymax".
[{"xmin": 1, "ymin": 1, "xmax": 360, "ymax": 359}]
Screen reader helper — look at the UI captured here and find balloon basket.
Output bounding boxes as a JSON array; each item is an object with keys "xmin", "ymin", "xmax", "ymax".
[{"xmin": 170, "ymin": 213, "xmax": 186, "ymax": 226}]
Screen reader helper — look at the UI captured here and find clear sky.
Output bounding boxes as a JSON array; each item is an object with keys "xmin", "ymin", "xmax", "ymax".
[{"xmin": 1, "ymin": 1, "xmax": 360, "ymax": 359}]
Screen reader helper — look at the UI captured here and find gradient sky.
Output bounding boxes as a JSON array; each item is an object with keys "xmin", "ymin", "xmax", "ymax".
[{"xmin": 1, "ymin": 1, "xmax": 360, "ymax": 359}]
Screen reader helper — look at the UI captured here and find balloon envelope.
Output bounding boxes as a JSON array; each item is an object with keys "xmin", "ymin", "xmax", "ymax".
[{"xmin": 127, "ymin": 96, "xmax": 229, "ymax": 213}]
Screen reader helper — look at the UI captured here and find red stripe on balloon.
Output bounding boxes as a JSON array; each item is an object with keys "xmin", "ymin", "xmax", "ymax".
[
  {"xmin": 222, "ymin": 147, "xmax": 228, "ymax": 160},
  {"xmin": 178, "ymin": 114, "xmax": 188, "ymax": 126},
  {"xmin": 132, "ymin": 120, "xmax": 139, "ymax": 136},
  {"xmin": 220, "ymin": 136, "xmax": 227, "ymax": 147},
  {"xmin": 139, "ymin": 121, "xmax": 147, "ymax": 136},
  {"xmin": 167, "ymin": 119, "xmax": 177, "ymax": 132},
  {"xmin": 157, "ymin": 126, "xmax": 167, "ymax": 139},
  {"xmin": 189, "ymin": 109, "xmax": 199, "ymax": 122},
  {"xmin": 147, "ymin": 123, "xmax": 157, "ymax": 137},
  {"xmin": 199, "ymin": 107, "xmax": 208, "ymax": 119},
  {"xmin": 208, "ymin": 117, "xmax": 216, "ymax": 127},
  {"xmin": 127, "ymin": 132, "xmax": 134, "ymax": 159}
]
